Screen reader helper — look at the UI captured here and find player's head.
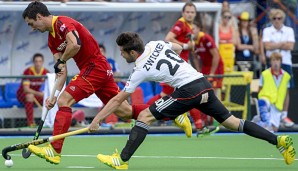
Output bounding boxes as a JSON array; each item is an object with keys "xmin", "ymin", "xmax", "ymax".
[
  {"xmin": 182, "ymin": 2, "xmax": 196, "ymax": 23},
  {"xmin": 269, "ymin": 9, "xmax": 285, "ymax": 30},
  {"xmin": 192, "ymin": 21, "xmax": 202, "ymax": 38},
  {"xmin": 116, "ymin": 32, "xmax": 144, "ymax": 63},
  {"xmin": 98, "ymin": 43, "xmax": 106, "ymax": 56},
  {"xmin": 269, "ymin": 52, "xmax": 282, "ymax": 71},
  {"xmin": 22, "ymin": 1, "xmax": 51, "ymax": 33},
  {"xmin": 32, "ymin": 53, "xmax": 44, "ymax": 70}
]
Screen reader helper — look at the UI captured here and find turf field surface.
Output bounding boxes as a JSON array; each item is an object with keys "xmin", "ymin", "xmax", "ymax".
[{"xmin": 0, "ymin": 133, "xmax": 297, "ymax": 171}]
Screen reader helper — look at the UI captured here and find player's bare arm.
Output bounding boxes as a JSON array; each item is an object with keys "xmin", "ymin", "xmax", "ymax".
[
  {"xmin": 170, "ymin": 42, "xmax": 183, "ymax": 54},
  {"xmin": 45, "ymin": 53, "xmax": 67, "ymax": 110},
  {"xmin": 60, "ymin": 31, "xmax": 81, "ymax": 62},
  {"xmin": 165, "ymin": 32, "xmax": 193, "ymax": 50},
  {"xmin": 209, "ymin": 48, "xmax": 220, "ymax": 75},
  {"xmin": 165, "ymin": 32, "xmax": 182, "ymax": 45},
  {"xmin": 89, "ymin": 91, "xmax": 131, "ymax": 132},
  {"xmin": 192, "ymin": 53, "xmax": 202, "ymax": 72},
  {"xmin": 53, "ymin": 31, "xmax": 81, "ymax": 74}
]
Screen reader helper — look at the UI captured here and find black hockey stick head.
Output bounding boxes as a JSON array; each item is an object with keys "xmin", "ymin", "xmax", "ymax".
[{"xmin": 22, "ymin": 148, "xmax": 32, "ymax": 159}]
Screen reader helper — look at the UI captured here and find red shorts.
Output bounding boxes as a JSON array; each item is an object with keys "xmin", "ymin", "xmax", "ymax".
[
  {"xmin": 202, "ymin": 64, "xmax": 224, "ymax": 88},
  {"xmin": 160, "ymin": 83, "xmax": 174, "ymax": 95},
  {"xmin": 65, "ymin": 63, "xmax": 119, "ymax": 105}
]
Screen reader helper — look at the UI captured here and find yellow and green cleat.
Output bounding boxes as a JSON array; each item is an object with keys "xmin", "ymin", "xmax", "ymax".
[
  {"xmin": 97, "ymin": 149, "xmax": 128, "ymax": 170},
  {"xmin": 28, "ymin": 144, "xmax": 61, "ymax": 165},
  {"xmin": 276, "ymin": 135, "xmax": 296, "ymax": 165}
]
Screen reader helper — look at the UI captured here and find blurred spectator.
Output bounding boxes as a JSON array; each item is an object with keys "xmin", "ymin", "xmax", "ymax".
[
  {"xmin": 221, "ymin": 0, "xmax": 238, "ymax": 31},
  {"xmin": 191, "ymin": 21, "xmax": 222, "ymax": 135},
  {"xmin": 252, "ymin": 52, "xmax": 291, "ymax": 132},
  {"xmin": 262, "ymin": 8, "xmax": 295, "ymax": 127},
  {"xmin": 258, "ymin": 29, "xmax": 267, "ymax": 73},
  {"xmin": 219, "ymin": 10, "xmax": 237, "ymax": 73},
  {"xmin": 98, "ymin": 44, "xmax": 122, "ymax": 83},
  {"xmin": 235, "ymin": 11, "xmax": 259, "ymax": 72},
  {"xmin": 17, "ymin": 53, "xmax": 49, "ymax": 127}
]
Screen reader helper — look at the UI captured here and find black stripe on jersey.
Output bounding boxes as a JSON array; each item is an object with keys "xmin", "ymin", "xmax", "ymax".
[{"xmin": 72, "ymin": 30, "xmax": 81, "ymax": 45}]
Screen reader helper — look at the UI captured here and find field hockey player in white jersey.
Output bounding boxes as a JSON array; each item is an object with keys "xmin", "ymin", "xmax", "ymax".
[{"xmin": 89, "ymin": 32, "xmax": 295, "ymax": 170}]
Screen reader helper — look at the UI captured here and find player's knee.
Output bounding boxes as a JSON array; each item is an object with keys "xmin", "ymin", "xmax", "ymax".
[
  {"xmin": 221, "ymin": 115, "xmax": 241, "ymax": 131},
  {"xmin": 25, "ymin": 93, "xmax": 34, "ymax": 102},
  {"xmin": 137, "ymin": 108, "xmax": 155, "ymax": 125},
  {"xmin": 114, "ymin": 102, "xmax": 132, "ymax": 120},
  {"xmin": 57, "ymin": 94, "xmax": 73, "ymax": 107}
]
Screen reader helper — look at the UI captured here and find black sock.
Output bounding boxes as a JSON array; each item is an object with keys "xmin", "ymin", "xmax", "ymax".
[
  {"xmin": 240, "ymin": 120, "xmax": 277, "ymax": 145},
  {"xmin": 120, "ymin": 121, "xmax": 149, "ymax": 162}
]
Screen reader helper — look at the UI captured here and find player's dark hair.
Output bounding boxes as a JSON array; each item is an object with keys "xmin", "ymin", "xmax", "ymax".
[
  {"xmin": 193, "ymin": 20, "xmax": 202, "ymax": 28},
  {"xmin": 98, "ymin": 43, "xmax": 106, "ymax": 52},
  {"xmin": 116, "ymin": 32, "xmax": 144, "ymax": 54},
  {"xmin": 22, "ymin": 1, "xmax": 51, "ymax": 20},
  {"xmin": 182, "ymin": 2, "xmax": 197, "ymax": 12},
  {"xmin": 32, "ymin": 53, "xmax": 44, "ymax": 62}
]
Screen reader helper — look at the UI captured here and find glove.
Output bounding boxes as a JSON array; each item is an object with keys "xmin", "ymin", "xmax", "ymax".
[{"xmin": 54, "ymin": 59, "xmax": 66, "ymax": 73}]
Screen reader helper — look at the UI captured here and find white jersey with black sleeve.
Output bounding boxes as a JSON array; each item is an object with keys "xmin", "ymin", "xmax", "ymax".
[{"xmin": 123, "ymin": 41, "xmax": 203, "ymax": 93}]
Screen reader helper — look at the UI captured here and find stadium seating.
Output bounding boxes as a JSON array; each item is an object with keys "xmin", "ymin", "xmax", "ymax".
[
  {"xmin": 153, "ymin": 82, "xmax": 162, "ymax": 95},
  {"xmin": 0, "ymin": 88, "xmax": 12, "ymax": 108},
  {"xmin": 4, "ymin": 82, "xmax": 23, "ymax": 107},
  {"xmin": 139, "ymin": 82, "xmax": 154, "ymax": 103}
]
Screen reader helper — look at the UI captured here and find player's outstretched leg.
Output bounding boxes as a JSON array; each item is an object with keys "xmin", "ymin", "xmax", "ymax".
[
  {"xmin": 276, "ymin": 135, "xmax": 296, "ymax": 165},
  {"xmin": 97, "ymin": 149, "xmax": 128, "ymax": 170},
  {"xmin": 174, "ymin": 113, "xmax": 192, "ymax": 138},
  {"xmin": 28, "ymin": 144, "xmax": 61, "ymax": 164}
]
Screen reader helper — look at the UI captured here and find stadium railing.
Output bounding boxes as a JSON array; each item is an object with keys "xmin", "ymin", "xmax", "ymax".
[{"xmin": 0, "ymin": 73, "xmax": 253, "ymax": 128}]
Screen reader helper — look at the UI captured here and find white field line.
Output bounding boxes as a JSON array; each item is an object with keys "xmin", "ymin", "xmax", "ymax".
[
  {"xmin": 2, "ymin": 153, "xmax": 297, "ymax": 161},
  {"xmin": 66, "ymin": 166, "xmax": 95, "ymax": 169}
]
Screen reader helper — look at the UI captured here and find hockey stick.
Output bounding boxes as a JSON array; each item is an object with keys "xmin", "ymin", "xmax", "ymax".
[
  {"xmin": 22, "ymin": 77, "xmax": 61, "ymax": 159},
  {"xmin": 2, "ymin": 127, "xmax": 89, "ymax": 160}
]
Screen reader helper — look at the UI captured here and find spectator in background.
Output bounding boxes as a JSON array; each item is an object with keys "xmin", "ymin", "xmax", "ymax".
[
  {"xmin": 258, "ymin": 28, "xmax": 267, "ymax": 73},
  {"xmin": 192, "ymin": 21, "xmax": 223, "ymax": 136},
  {"xmin": 219, "ymin": 10, "xmax": 237, "ymax": 73},
  {"xmin": 221, "ymin": 0, "xmax": 238, "ymax": 31},
  {"xmin": 252, "ymin": 52, "xmax": 290, "ymax": 132},
  {"xmin": 262, "ymin": 8, "xmax": 295, "ymax": 127},
  {"xmin": 235, "ymin": 11, "xmax": 259, "ymax": 72},
  {"xmin": 17, "ymin": 53, "xmax": 49, "ymax": 127}
]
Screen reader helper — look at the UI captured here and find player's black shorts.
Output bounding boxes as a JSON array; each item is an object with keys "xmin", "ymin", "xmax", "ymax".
[{"xmin": 149, "ymin": 77, "xmax": 231, "ymax": 123}]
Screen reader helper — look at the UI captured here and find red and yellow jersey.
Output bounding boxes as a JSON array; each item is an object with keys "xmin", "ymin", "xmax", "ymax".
[
  {"xmin": 48, "ymin": 16, "xmax": 107, "ymax": 70},
  {"xmin": 17, "ymin": 66, "xmax": 49, "ymax": 94},
  {"xmin": 194, "ymin": 32, "xmax": 224, "ymax": 75},
  {"xmin": 169, "ymin": 17, "xmax": 193, "ymax": 61}
]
